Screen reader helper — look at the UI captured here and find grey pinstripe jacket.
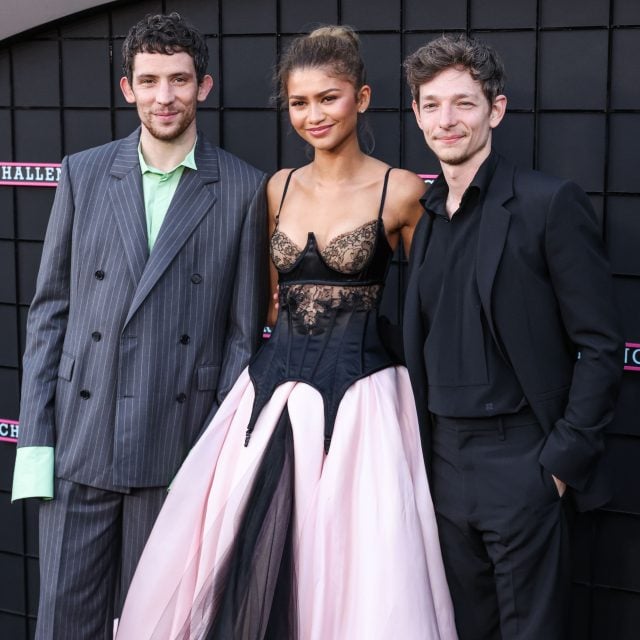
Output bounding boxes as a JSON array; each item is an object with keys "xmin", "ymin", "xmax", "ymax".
[{"xmin": 17, "ymin": 129, "xmax": 268, "ymax": 490}]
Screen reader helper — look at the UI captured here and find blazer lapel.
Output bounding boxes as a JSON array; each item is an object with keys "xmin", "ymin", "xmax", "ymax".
[
  {"xmin": 109, "ymin": 129, "xmax": 149, "ymax": 285},
  {"xmin": 476, "ymin": 157, "xmax": 514, "ymax": 334},
  {"xmin": 125, "ymin": 138, "xmax": 220, "ymax": 325}
]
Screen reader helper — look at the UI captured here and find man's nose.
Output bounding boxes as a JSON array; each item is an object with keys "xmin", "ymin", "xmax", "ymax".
[
  {"xmin": 439, "ymin": 104, "xmax": 456, "ymax": 128},
  {"xmin": 156, "ymin": 80, "xmax": 174, "ymax": 104}
]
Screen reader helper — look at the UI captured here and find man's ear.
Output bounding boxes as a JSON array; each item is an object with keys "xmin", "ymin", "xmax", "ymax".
[
  {"xmin": 120, "ymin": 77, "xmax": 136, "ymax": 104},
  {"xmin": 411, "ymin": 100, "xmax": 423, "ymax": 129},
  {"xmin": 489, "ymin": 94, "xmax": 507, "ymax": 129},
  {"xmin": 197, "ymin": 75, "xmax": 214, "ymax": 102}
]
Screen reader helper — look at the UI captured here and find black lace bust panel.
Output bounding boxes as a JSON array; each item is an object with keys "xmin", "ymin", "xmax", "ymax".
[
  {"xmin": 271, "ymin": 219, "xmax": 378, "ymax": 273},
  {"xmin": 271, "ymin": 219, "xmax": 382, "ymax": 331}
]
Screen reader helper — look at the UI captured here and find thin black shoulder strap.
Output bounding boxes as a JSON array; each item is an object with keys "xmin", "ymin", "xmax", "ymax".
[
  {"xmin": 377, "ymin": 167, "xmax": 393, "ymax": 219},
  {"xmin": 275, "ymin": 168, "xmax": 297, "ymax": 227}
]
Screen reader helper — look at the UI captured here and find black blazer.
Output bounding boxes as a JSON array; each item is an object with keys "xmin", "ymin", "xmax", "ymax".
[{"xmin": 403, "ymin": 154, "xmax": 622, "ymax": 511}]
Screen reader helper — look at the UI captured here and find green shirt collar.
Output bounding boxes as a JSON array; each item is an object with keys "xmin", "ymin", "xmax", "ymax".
[{"xmin": 138, "ymin": 139, "xmax": 198, "ymax": 176}]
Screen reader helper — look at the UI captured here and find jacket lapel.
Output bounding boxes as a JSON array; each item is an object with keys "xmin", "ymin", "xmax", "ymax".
[
  {"xmin": 476, "ymin": 156, "xmax": 514, "ymax": 334},
  {"xmin": 109, "ymin": 129, "xmax": 149, "ymax": 284},
  {"xmin": 125, "ymin": 137, "xmax": 220, "ymax": 325}
]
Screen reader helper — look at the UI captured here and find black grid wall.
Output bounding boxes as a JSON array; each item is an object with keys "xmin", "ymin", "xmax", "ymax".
[{"xmin": 0, "ymin": 0, "xmax": 638, "ymax": 637}]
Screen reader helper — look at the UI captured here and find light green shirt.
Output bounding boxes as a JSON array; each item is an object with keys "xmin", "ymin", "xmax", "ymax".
[
  {"xmin": 11, "ymin": 142, "xmax": 198, "ymax": 501},
  {"xmin": 12, "ymin": 446, "xmax": 54, "ymax": 501},
  {"xmin": 139, "ymin": 142, "xmax": 198, "ymax": 250}
]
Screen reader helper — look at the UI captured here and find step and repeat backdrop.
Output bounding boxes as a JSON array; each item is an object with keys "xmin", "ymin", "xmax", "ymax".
[{"xmin": 0, "ymin": 0, "xmax": 639, "ymax": 637}]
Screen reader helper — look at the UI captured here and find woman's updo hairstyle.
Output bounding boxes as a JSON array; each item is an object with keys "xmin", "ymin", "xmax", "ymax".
[{"xmin": 277, "ymin": 25, "xmax": 366, "ymax": 105}]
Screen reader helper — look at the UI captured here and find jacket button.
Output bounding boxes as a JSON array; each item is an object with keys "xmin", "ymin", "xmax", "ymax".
[
  {"xmin": 80, "ymin": 389, "xmax": 91, "ymax": 399},
  {"xmin": 91, "ymin": 331, "xmax": 102, "ymax": 342},
  {"xmin": 180, "ymin": 334, "xmax": 190, "ymax": 345},
  {"xmin": 94, "ymin": 270, "xmax": 105, "ymax": 280},
  {"xmin": 176, "ymin": 393, "xmax": 187, "ymax": 403},
  {"xmin": 191, "ymin": 273, "xmax": 202, "ymax": 284}
]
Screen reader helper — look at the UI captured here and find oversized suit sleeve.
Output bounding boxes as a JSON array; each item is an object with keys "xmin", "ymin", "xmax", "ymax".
[
  {"xmin": 215, "ymin": 174, "xmax": 269, "ymax": 405},
  {"xmin": 12, "ymin": 155, "xmax": 75, "ymax": 499},
  {"xmin": 538, "ymin": 180, "xmax": 623, "ymax": 492}
]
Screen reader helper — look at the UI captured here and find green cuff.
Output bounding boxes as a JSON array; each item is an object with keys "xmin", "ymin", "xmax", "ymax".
[{"xmin": 12, "ymin": 446, "xmax": 55, "ymax": 501}]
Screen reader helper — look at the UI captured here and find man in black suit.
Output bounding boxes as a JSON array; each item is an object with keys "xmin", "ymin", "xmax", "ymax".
[{"xmin": 402, "ymin": 34, "xmax": 622, "ymax": 639}]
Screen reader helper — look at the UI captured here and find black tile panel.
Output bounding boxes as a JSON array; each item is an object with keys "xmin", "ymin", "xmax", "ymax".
[
  {"xmin": 0, "ymin": 443, "xmax": 17, "ymax": 493},
  {"xmin": 0, "ymin": 49, "xmax": 10, "ymax": 107},
  {"xmin": 594, "ymin": 508, "xmax": 640, "ymax": 588},
  {"xmin": 367, "ymin": 111, "xmax": 401, "ymax": 168},
  {"xmin": 360, "ymin": 33, "xmax": 402, "ymax": 109},
  {"xmin": 493, "ymin": 113, "xmax": 535, "ymax": 170},
  {"xmin": 537, "ymin": 113, "xmax": 606, "ymax": 192},
  {"xmin": 613, "ymin": 276, "xmax": 640, "ymax": 344},
  {"xmin": 0, "ymin": 492, "xmax": 22, "ymax": 553},
  {"xmin": 0, "ymin": 241, "xmax": 16, "ymax": 304},
  {"xmin": 402, "ymin": 110, "xmax": 441, "ymax": 176},
  {"xmin": 12, "ymin": 41, "xmax": 59, "ymax": 108},
  {"xmin": 279, "ymin": 0, "xmax": 339, "ymax": 33},
  {"xmin": 476, "ymin": 31, "xmax": 536, "ymax": 111},
  {"xmin": 0, "ymin": 110, "xmax": 13, "ymax": 159},
  {"xmin": 342, "ymin": 0, "xmax": 400, "ymax": 31},
  {"xmin": 17, "ymin": 242, "xmax": 42, "ymax": 307},
  {"xmin": 602, "ymin": 436, "xmax": 640, "ymax": 514},
  {"xmin": 221, "ymin": 0, "xmax": 276, "ymax": 34},
  {"xmin": 114, "ymin": 109, "xmax": 140, "ymax": 140},
  {"xmin": 60, "ymin": 12, "xmax": 109, "ymax": 38},
  {"xmin": 591, "ymin": 586, "xmax": 640, "ymax": 640},
  {"xmin": 63, "ymin": 110, "xmax": 112, "ymax": 155},
  {"xmin": 540, "ymin": 0, "xmax": 610, "ymax": 27},
  {"xmin": 608, "ymin": 114, "xmax": 640, "ymax": 193},
  {"xmin": 614, "ymin": 0, "xmax": 640, "ymax": 24},
  {"xmin": 196, "ymin": 110, "xmax": 221, "ymax": 148},
  {"xmin": 0, "ymin": 612, "xmax": 26, "ymax": 640},
  {"xmin": 611, "ymin": 29, "xmax": 640, "ymax": 109},
  {"xmin": 609, "ymin": 374, "xmax": 640, "ymax": 437},
  {"xmin": 221, "ymin": 36, "xmax": 275, "ymax": 108},
  {"xmin": 111, "ymin": 0, "xmax": 164, "ymax": 37},
  {"xmin": 13, "ymin": 110, "xmax": 61, "ymax": 163},
  {"xmin": 15, "ymin": 188, "xmax": 55, "ymax": 242},
  {"xmin": 0, "ymin": 551, "xmax": 25, "ymax": 613},
  {"xmin": 279, "ymin": 111, "xmax": 309, "ymax": 170},
  {"xmin": 0, "ymin": 368, "xmax": 19, "ymax": 421},
  {"xmin": 62, "ymin": 40, "xmax": 111, "ymax": 108},
  {"xmin": 470, "ymin": 0, "xmax": 537, "ymax": 29},
  {"xmin": 0, "ymin": 305, "xmax": 18, "ymax": 368},
  {"xmin": 606, "ymin": 197, "xmax": 640, "ymax": 276},
  {"xmin": 165, "ymin": 0, "xmax": 220, "ymax": 33},
  {"xmin": 222, "ymin": 110, "xmax": 277, "ymax": 173},
  {"xmin": 538, "ymin": 30, "xmax": 608, "ymax": 110},
  {"xmin": 404, "ymin": 0, "xmax": 467, "ymax": 31},
  {"xmin": 0, "ymin": 189, "xmax": 14, "ymax": 238}
]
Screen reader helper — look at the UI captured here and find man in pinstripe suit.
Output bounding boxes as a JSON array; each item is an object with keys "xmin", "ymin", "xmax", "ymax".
[{"xmin": 12, "ymin": 13, "xmax": 268, "ymax": 639}]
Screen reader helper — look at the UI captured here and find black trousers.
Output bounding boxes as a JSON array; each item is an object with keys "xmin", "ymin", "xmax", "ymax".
[{"xmin": 431, "ymin": 410, "xmax": 570, "ymax": 640}]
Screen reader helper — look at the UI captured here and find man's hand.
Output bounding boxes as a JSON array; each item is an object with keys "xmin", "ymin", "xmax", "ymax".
[{"xmin": 552, "ymin": 475, "xmax": 567, "ymax": 497}]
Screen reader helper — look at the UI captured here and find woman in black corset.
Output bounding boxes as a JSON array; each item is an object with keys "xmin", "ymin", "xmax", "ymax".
[{"xmin": 117, "ymin": 25, "xmax": 456, "ymax": 640}]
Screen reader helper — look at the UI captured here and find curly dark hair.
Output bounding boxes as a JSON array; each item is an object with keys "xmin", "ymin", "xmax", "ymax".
[
  {"xmin": 122, "ymin": 12, "xmax": 209, "ymax": 83},
  {"xmin": 404, "ymin": 33, "xmax": 505, "ymax": 105}
]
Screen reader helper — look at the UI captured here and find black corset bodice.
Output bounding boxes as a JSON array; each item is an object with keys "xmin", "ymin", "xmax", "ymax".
[{"xmin": 246, "ymin": 168, "xmax": 399, "ymax": 452}]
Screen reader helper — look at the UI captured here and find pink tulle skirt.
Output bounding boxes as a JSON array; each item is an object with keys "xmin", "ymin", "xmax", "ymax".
[{"xmin": 116, "ymin": 366, "xmax": 457, "ymax": 640}]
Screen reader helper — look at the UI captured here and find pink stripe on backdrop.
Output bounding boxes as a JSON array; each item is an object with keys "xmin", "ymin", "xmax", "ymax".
[
  {"xmin": 0, "ymin": 418, "xmax": 19, "ymax": 444},
  {"xmin": 1, "ymin": 162, "xmax": 62, "ymax": 167},
  {"xmin": 0, "ymin": 162, "xmax": 61, "ymax": 187},
  {"xmin": 624, "ymin": 342, "xmax": 640, "ymax": 372}
]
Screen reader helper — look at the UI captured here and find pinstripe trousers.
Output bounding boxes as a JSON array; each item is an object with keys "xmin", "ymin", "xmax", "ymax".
[{"xmin": 36, "ymin": 479, "xmax": 167, "ymax": 640}]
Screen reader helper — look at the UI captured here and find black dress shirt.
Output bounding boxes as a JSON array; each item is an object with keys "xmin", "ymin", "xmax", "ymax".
[{"xmin": 418, "ymin": 151, "xmax": 525, "ymax": 418}]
